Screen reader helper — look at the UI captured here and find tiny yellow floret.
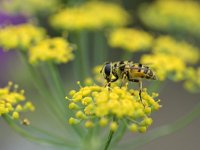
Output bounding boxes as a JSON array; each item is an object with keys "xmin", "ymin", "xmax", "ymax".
[
  {"xmin": 12, "ymin": 111, "xmax": 19, "ymax": 119},
  {"xmin": 129, "ymin": 124, "xmax": 138, "ymax": 132},
  {"xmin": 69, "ymin": 117, "xmax": 79, "ymax": 125},
  {"xmin": 85, "ymin": 120, "xmax": 94, "ymax": 128},
  {"xmin": 110, "ymin": 122, "xmax": 118, "ymax": 132}
]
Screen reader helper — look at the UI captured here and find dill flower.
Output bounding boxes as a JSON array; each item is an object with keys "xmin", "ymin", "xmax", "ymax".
[
  {"xmin": 141, "ymin": 53, "xmax": 186, "ymax": 81},
  {"xmin": 184, "ymin": 67, "xmax": 200, "ymax": 93},
  {"xmin": 0, "ymin": 0, "xmax": 58, "ymax": 16},
  {"xmin": 29, "ymin": 37, "xmax": 74, "ymax": 65},
  {"xmin": 0, "ymin": 23, "xmax": 45, "ymax": 51},
  {"xmin": 0, "ymin": 82, "xmax": 35, "ymax": 120},
  {"xmin": 50, "ymin": 1, "xmax": 129, "ymax": 31},
  {"xmin": 139, "ymin": 1, "xmax": 200, "ymax": 37},
  {"xmin": 108, "ymin": 28, "xmax": 153, "ymax": 52},
  {"xmin": 66, "ymin": 83, "xmax": 161, "ymax": 133},
  {"xmin": 153, "ymin": 36, "xmax": 199, "ymax": 64}
]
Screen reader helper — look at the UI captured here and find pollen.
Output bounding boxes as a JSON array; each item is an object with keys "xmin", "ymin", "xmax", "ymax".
[{"xmin": 66, "ymin": 83, "xmax": 161, "ymax": 133}]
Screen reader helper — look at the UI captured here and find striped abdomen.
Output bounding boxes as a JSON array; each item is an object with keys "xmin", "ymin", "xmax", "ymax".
[{"xmin": 128, "ymin": 64, "xmax": 156, "ymax": 80}]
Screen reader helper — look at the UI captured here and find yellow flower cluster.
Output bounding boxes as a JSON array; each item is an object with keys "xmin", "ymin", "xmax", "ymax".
[
  {"xmin": 0, "ymin": 0, "xmax": 58, "ymax": 15},
  {"xmin": 0, "ymin": 23, "xmax": 45, "ymax": 51},
  {"xmin": 66, "ymin": 84, "xmax": 161, "ymax": 132},
  {"xmin": 0, "ymin": 82, "xmax": 35, "ymax": 120},
  {"xmin": 141, "ymin": 53, "xmax": 186, "ymax": 81},
  {"xmin": 29, "ymin": 37, "xmax": 74, "ymax": 65},
  {"xmin": 139, "ymin": 1, "xmax": 200, "ymax": 36},
  {"xmin": 184, "ymin": 67, "xmax": 200, "ymax": 93},
  {"xmin": 153, "ymin": 36, "xmax": 199, "ymax": 64},
  {"xmin": 50, "ymin": 1, "xmax": 129, "ymax": 31},
  {"xmin": 108, "ymin": 28, "xmax": 153, "ymax": 52}
]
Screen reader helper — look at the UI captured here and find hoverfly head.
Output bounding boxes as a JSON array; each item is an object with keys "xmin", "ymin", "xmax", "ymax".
[{"xmin": 101, "ymin": 62, "xmax": 112, "ymax": 82}]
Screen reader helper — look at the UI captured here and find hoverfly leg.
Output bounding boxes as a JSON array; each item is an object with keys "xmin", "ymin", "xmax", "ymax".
[
  {"xmin": 120, "ymin": 73, "xmax": 127, "ymax": 88},
  {"xmin": 139, "ymin": 80, "xmax": 145, "ymax": 108},
  {"xmin": 128, "ymin": 78, "xmax": 145, "ymax": 108},
  {"xmin": 105, "ymin": 81, "xmax": 112, "ymax": 91}
]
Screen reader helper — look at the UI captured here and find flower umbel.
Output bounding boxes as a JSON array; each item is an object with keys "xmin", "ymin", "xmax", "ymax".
[
  {"xmin": 0, "ymin": 82, "xmax": 35, "ymax": 120},
  {"xmin": 66, "ymin": 83, "xmax": 161, "ymax": 133},
  {"xmin": 29, "ymin": 37, "xmax": 74, "ymax": 65},
  {"xmin": 153, "ymin": 36, "xmax": 199, "ymax": 64},
  {"xmin": 141, "ymin": 53, "xmax": 186, "ymax": 81},
  {"xmin": 50, "ymin": 1, "xmax": 129, "ymax": 31},
  {"xmin": 0, "ymin": 23, "xmax": 46, "ymax": 51},
  {"xmin": 184, "ymin": 67, "xmax": 200, "ymax": 93},
  {"xmin": 108, "ymin": 28, "xmax": 153, "ymax": 52},
  {"xmin": 139, "ymin": 1, "xmax": 200, "ymax": 37}
]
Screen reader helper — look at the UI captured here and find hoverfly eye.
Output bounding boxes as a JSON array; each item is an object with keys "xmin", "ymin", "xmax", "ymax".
[{"xmin": 104, "ymin": 64, "xmax": 111, "ymax": 76}]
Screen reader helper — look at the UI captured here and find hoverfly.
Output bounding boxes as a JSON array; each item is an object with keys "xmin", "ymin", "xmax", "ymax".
[{"xmin": 100, "ymin": 61, "xmax": 157, "ymax": 106}]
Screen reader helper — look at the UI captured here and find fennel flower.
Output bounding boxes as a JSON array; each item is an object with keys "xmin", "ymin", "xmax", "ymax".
[
  {"xmin": 141, "ymin": 53, "xmax": 186, "ymax": 81},
  {"xmin": 184, "ymin": 67, "xmax": 200, "ymax": 93},
  {"xmin": 50, "ymin": 1, "xmax": 130, "ymax": 31},
  {"xmin": 153, "ymin": 36, "xmax": 199, "ymax": 64},
  {"xmin": 108, "ymin": 28, "xmax": 153, "ymax": 52},
  {"xmin": 139, "ymin": 1, "xmax": 200, "ymax": 37},
  {"xmin": 29, "ymin": 37, "xmax": 74, "ymax": 65},
  {"xmin": 0, "ymin": 0, "xmax": 59, "ymax": 15},
  {"xmin": 0, "ymin": 23, "xmax": 46, "ymax": 51},
  {"xmin": 66, "ymin": 83, "xmax": 161, "ymax": 133},
  {"xmin": 0, "ymin": 82, "xmax": 35, "ymax": 120}
]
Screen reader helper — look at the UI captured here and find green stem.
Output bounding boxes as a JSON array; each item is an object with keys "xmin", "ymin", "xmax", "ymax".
[
  {"xmin": 40, "ymin": 62, "xmax": 84, "ymax": 137},
  {"xmin": 18, "ymin": 52, "xmax": 83, "ymax": 138},
  {"xmin": 18, "ymin": 52, "xmax": 65, "ymax": 126},
  {"xmin": 122, "ymin": 51, "xmax": 133, "ymax": 60},
  {"xmin": 45, "ymin": 62, "xmax": 66, "ymax": 114},
  {"xmin": 3, "ymin": 115, "xmax": 77, "ymax": 149},
  {"xmin": 111, "ymin": 121, "xmax": 126, "ymax": 145},
  {"xmin": 93, "ymin": 32, "xmax": 107, "ymax": 66},
  {"xmin": 118, "ymin": 101, "xmax": 200, "ymax": 150},
  {"xmin": 104, "ymin": 130, "xmax": 115, "ymax": 150},
  {"xmin": 104, "ymin": 117, "xmax": 117, "ymax": 150},
  {"xmin": 73, "ymin": 31, "xmax": 90, "ymax": 82}
]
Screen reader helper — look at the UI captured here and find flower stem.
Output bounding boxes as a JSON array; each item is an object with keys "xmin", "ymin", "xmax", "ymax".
[
  {"xmin": 104, "ymin": 117, "xmax": 117, "ymax": 150},
  {"xmin": 42, "ymin": 62, "xmax": 84, "ymax": 137},
  {"xmin": 18, "ymin": 52, "xmax": 65, "ymax": 125},
  {"xmin": 104, "ymin": 130, "xmax": 115, "ymax": 150},
  {"xmin": 73, "ymin": 31, "xmax": 90, "ymax": 82},
  {"xmin": 3, "ymin": 115, "xmax": 77, "ymax": 148},
  {"xmin": 93, "ymin": 31, "xmax": 107, "ymax": 66},
  {"xmin": 111, "ymin": 120, "xmax": 126, "ymax": 145}
]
